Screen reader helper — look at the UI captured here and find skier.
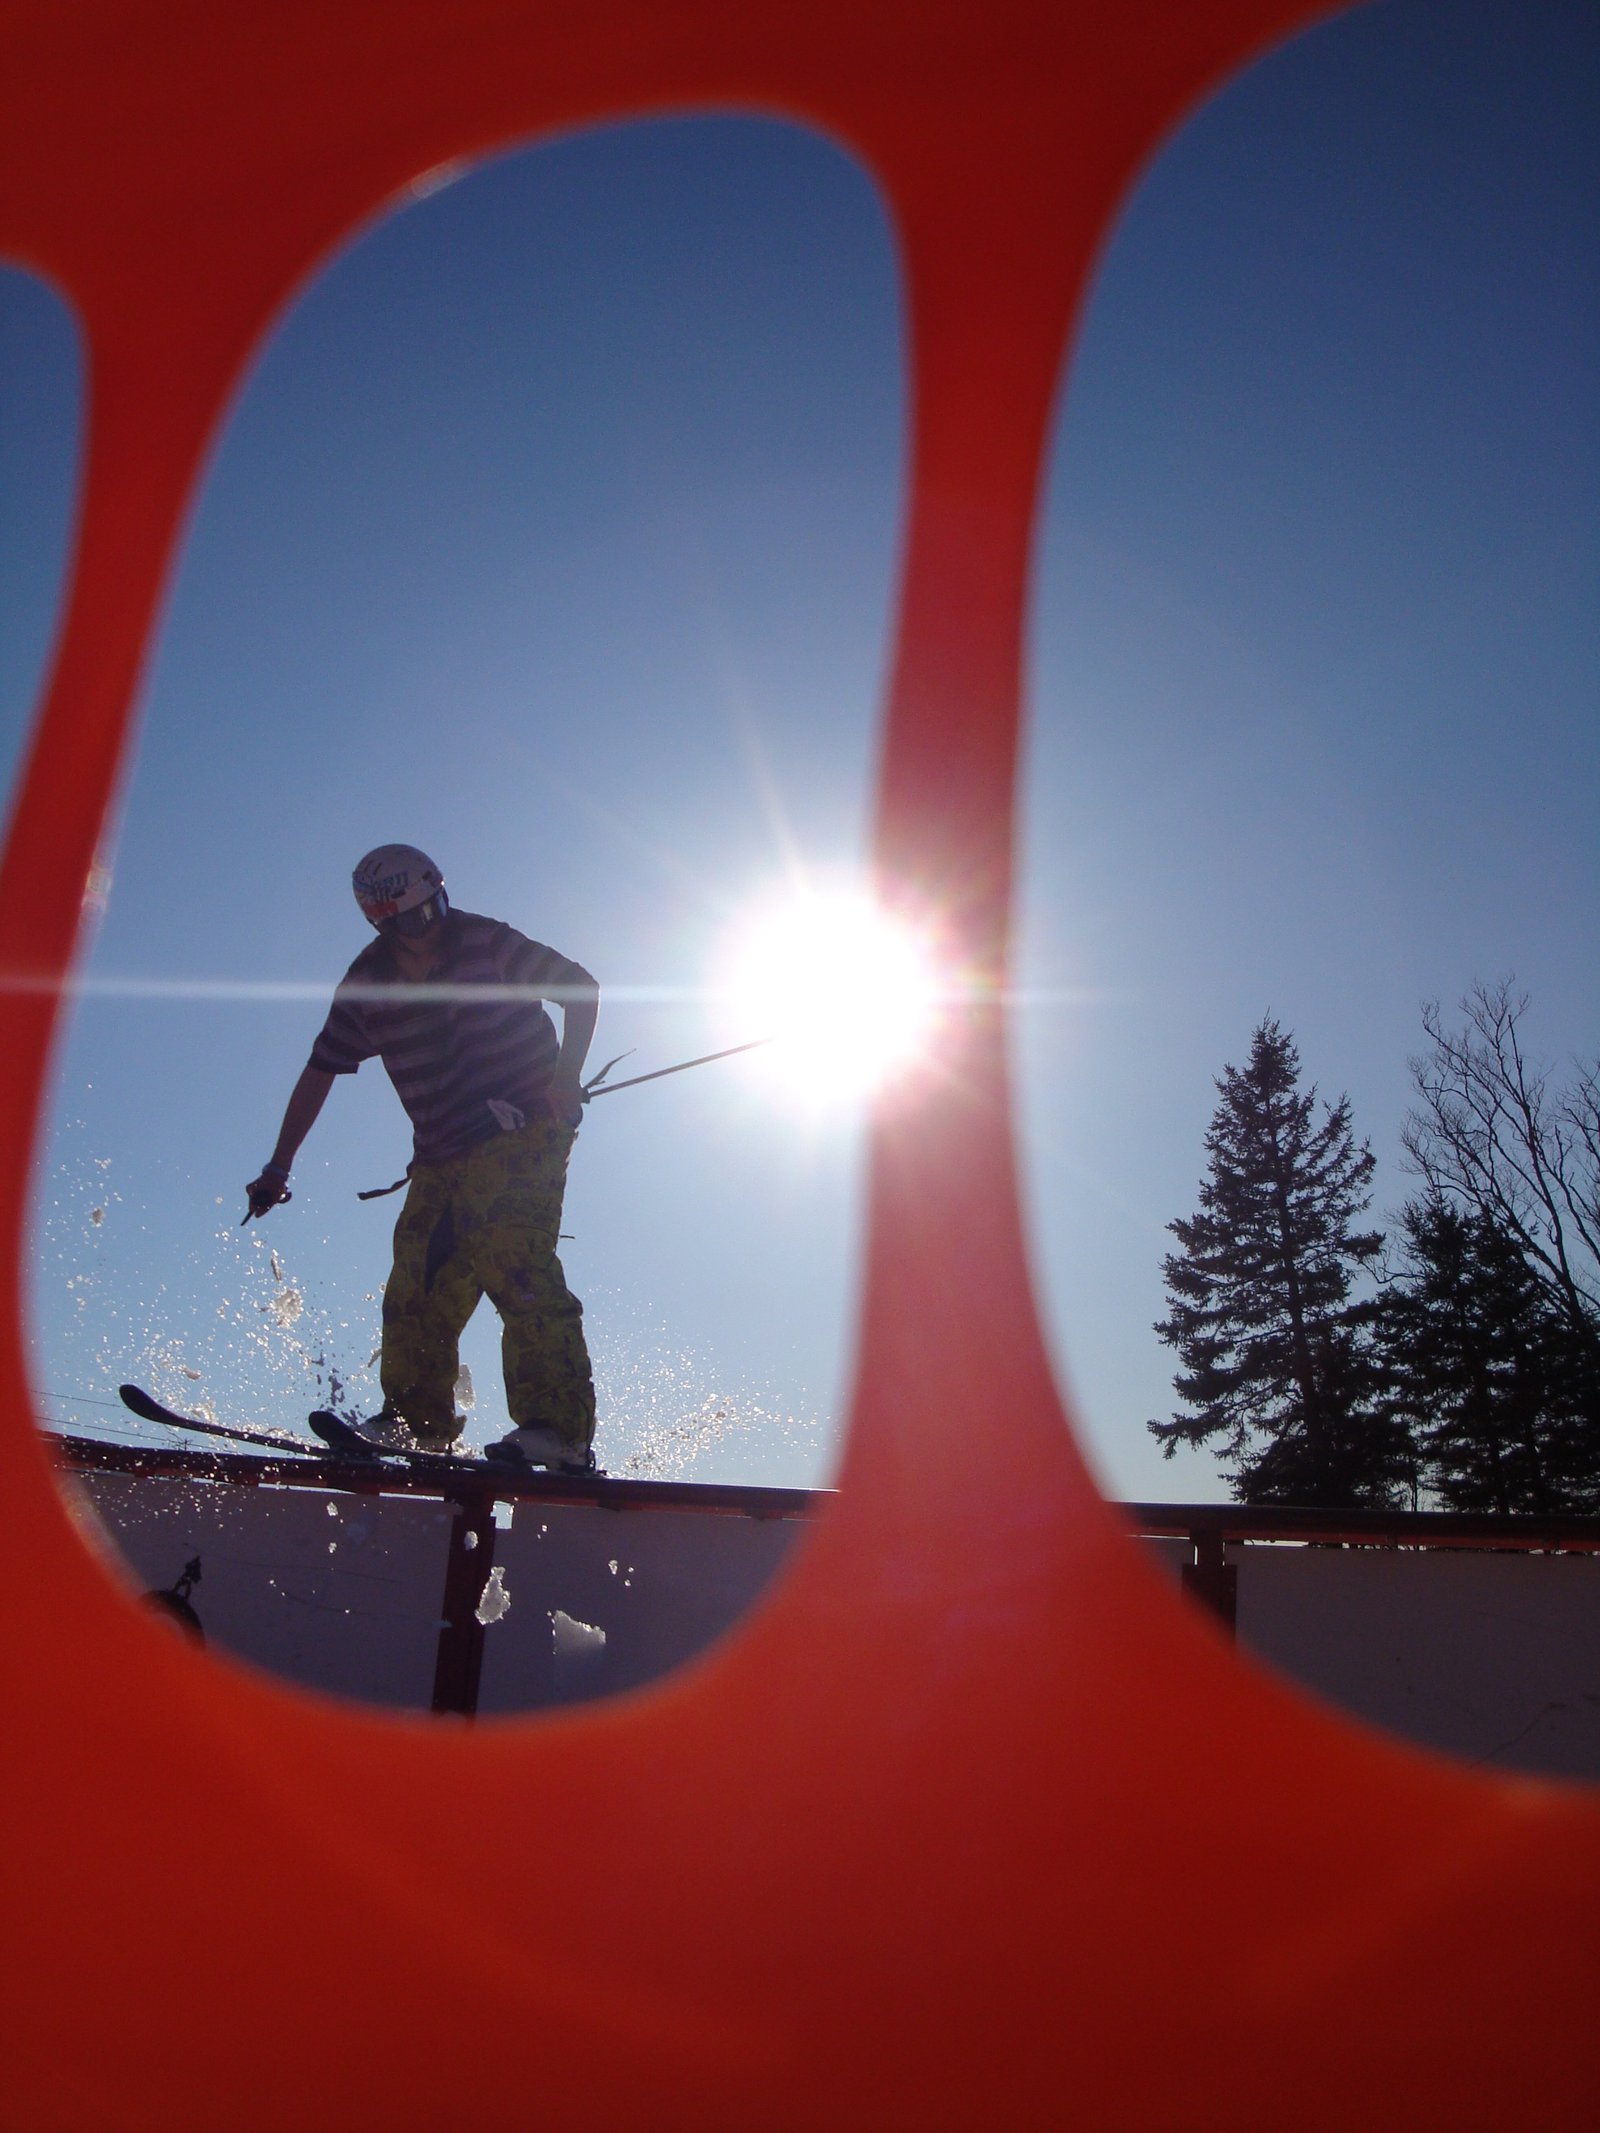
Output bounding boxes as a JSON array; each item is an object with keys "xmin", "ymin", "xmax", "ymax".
[{"xmin": 244, "ymin": 844, "xmax": 600, "ymax": 1474}]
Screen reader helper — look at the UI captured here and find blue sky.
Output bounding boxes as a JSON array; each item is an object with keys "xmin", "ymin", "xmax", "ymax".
[{"xmin": 4, "ymin": 0, "xmax": 1596, "ymax": 1498}]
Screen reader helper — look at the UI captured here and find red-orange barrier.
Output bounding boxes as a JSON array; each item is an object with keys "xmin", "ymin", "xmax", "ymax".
[{"xmin": 2, "ymin": 4, "xmax": 1594, "ymax": 2125}]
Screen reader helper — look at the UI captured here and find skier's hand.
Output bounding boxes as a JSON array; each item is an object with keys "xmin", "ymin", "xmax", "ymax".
[
  {"xmin": 242, "ymin": 1166, "xmax": 292, "ymax": 1223},
  {"xmin": 544, "ymin": 1077, "xmax": 586, "ymax": 1129}
]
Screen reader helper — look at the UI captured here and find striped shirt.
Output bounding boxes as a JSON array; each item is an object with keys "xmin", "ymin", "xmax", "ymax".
[{"xmin": 308, "ymin": 910, "xmax": 598, "ymax": 1164}]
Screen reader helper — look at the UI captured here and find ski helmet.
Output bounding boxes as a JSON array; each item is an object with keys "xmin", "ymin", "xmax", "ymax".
[{"xmin": 352, "ymin": 845, "xmax": 446, "ymax": 930}]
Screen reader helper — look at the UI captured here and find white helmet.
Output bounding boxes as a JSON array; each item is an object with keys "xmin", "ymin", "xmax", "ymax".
[{"xmin": 352, "ymin": 845, "xmax": 447, "ymax": 930}]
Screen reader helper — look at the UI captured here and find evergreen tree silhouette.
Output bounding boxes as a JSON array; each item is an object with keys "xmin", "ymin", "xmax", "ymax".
[
  {"xmin": 1149, "ymin": 1019, "xmax": 1406, "ymax": 1506},
  {"xmin": 1380, "ymin": 1197, "xmax": 1600, "ymax": 1514}
]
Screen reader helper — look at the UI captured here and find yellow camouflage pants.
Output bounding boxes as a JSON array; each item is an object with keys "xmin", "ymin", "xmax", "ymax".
[{"xmin": 379, "ymin": 1120, "xmax": 595, "ymax": 1451}]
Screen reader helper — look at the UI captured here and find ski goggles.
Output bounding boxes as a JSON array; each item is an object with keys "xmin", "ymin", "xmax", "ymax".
[{"xmin": 382, "ymin": 889, "xmax": 449, "ymax": 939}]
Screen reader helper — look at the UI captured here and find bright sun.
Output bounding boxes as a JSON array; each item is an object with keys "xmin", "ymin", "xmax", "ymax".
[{"xmin": 716, "ymin": 889, "xmax": 947, "ymax": 1101}]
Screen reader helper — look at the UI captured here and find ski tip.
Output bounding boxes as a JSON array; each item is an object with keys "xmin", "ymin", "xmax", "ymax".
[
  {"xmin": 119, "ymin": 1383, "xmax": 164, "ymax": 1422},
  {"xmin": 307, "ymin": 1410, "xmax": 383, "ymax": 1459}
]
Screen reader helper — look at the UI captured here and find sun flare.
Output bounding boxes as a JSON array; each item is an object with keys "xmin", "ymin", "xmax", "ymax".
[{"xmin": 716, "ymin": 889, "xmax": 947, "ymax": 1102}]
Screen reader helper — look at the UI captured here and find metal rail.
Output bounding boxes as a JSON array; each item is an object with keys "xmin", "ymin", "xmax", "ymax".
[
  {"xmin": 1118, "ymin": 1500, "xmax": 1600, "ymax": 1551},
  {"xmin": 49, "ymin": 1432, "xmax": 1600, "ymax": 1668},
  {"xmin": 54, "ymin": 1436, "xmax": 1600, "ymax": 1552},
  {"xmin": 1116, "ymin": 1501, "xmax": 1600, "ymax": 1635},
  {"xmin": 49, "ymin": 1430, "xmax": 825, "ymax": 1521}
]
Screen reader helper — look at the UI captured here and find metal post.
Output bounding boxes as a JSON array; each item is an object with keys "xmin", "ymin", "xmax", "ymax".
[
  {"xmin": 431, "ymin": 1489, "xmax": 498, "ymax": 1717},
  {"xmin": 1181, "ymin": 1523, "xmax": 1238, "ymax": 1637}
]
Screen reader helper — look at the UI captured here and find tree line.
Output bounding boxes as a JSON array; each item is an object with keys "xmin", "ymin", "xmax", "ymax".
[{"xmin": 1149, "ymin": 982, "xmax": 1600, "ymax": 1512}]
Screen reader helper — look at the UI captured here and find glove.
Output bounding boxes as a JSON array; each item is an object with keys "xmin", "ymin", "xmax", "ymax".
[
  {"xmin": 543, "ymin": 1081, "xmax": 586, "ymax": 1129},
  {"xmin": 242, "ymin": 1164, "xmax": 292, "ymax": 1223}
]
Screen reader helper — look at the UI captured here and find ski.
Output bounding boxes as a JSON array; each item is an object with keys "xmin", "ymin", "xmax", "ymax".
[
  {"xmin": 308, "ymin": 1410, "xmax": 597, "ymax": 1477},
  {"xmin": 123, "ymin": 1385, "xmax": 472, "ymax": 1471},
  {"xmin": 118, "ymin": 1381, "xmax": 599, "ymax": 1479},
  {"xmin": 305, "ymin": 1408, "xmax": 458, "ymax": 1467},
  {"xmin": 118, "ymin": 1383, "xmax": 321, "ymax": 1458}
]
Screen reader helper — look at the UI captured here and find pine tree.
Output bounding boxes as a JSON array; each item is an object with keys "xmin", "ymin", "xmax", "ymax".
[
  {"xmin": 1380, "ymin": 1197, "xmax": 1600, "ymax": 1514},
  {"xmin": 1148, "ymin": 1019, "xmax": 1406, "ymax": 1506}
]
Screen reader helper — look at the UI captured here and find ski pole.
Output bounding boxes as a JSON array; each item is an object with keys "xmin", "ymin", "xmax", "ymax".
[
  {"xmin": 349, "ymin": 1040, "xmax": 776, "ymax": 1211},
  {"xmin": 583, "ymin": 1037, "xmax": 770, "ymax": 1099}
]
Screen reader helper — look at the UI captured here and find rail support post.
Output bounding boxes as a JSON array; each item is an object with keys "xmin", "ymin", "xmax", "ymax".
[
  {"xmin": 431, "ymin": 1489, "xmax": 498, "ymax": 1716},
  {"xmin": 1182, "ymin": 1524, "xmax": 1238, "ymax": 1637}
]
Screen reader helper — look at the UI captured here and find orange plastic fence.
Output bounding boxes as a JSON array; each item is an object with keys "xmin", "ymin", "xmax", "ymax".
[{"xmin": 2, "ymin": 4, "xmax": 1594, "ymax": 2125}]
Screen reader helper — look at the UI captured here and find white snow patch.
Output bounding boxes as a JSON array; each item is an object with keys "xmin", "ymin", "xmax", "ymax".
[{"xmin": 475, "ymin": 1565, "xmax": 511, "ymax": 1625}]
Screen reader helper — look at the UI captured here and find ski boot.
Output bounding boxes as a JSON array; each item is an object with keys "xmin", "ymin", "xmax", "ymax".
[{"xmin": 482, "ymin": 1423, "xmax": 597, "ymax": 1478}]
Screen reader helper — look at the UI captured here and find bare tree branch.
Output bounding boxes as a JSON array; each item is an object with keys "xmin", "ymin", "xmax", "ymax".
[{"xmin": 1403, "ymin": 981, "xmax": 1600, "ymax": 1347}]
